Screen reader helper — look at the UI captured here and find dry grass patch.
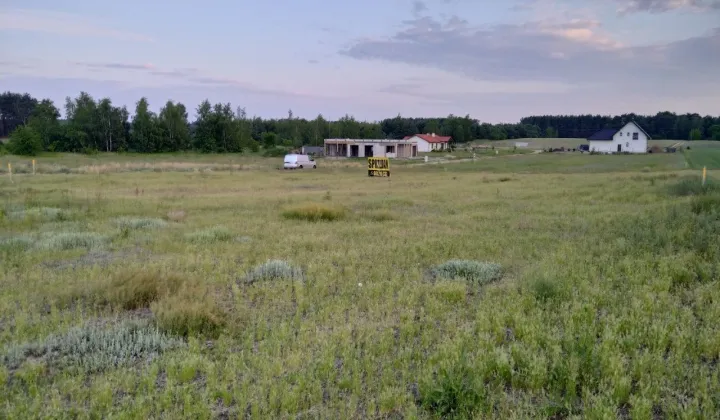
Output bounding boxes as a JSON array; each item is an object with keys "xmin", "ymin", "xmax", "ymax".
[
  {"xmin": 166, "ymin": 210, "xmax": 187, "ymax": 223},
  {"xmin": 151, "ymin": 283, "xmax": 226, "ymax": 337},
  {"xmin": 185, "ymin": 226, "xmax": 234, "ymax": 244},
  {"xmin": 113, "ymin": 217, "xmax": 168, "ymax": 230},
  {"xmin": 281, "ymin": 203, "xmax": 347, "ymax": 222},
  {"xmin": 105, "ymin": 270, "xmax": 186, "ymax": 310}
]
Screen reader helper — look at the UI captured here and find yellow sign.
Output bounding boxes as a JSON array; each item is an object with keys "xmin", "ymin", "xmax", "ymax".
[
  {"xmin": 368, "ymin": 157, "xmax": 390, "ymax": 177},
  {"xmin": 703, "ymin": 166, "xmax": 707, "ymax": 186}
]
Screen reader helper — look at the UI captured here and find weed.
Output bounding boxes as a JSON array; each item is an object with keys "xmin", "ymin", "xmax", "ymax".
[
  {"xmin": 527, "ymin": 276, "xmax": 564, "ymax": 303},
  {"xmin": 1, "ymin": 320, "xmax": 184, "ymax": 373},
  {"xmin": 0, "ymin": 236, "xmax": 33, "ymax": 252},
  {"xmin": 429, "ymin": 260, "xmax": 503, "ymax": 287},
  {"xmin": 166, "ymin": 210, "xmax": 187, "ymax": 223},
  {"xmin": 36, "ymin": 232, "xmax": 108, "ymax": 251},
  {"xmin": 244, "ymin": 260, "xmax": 304, "ymax": 284},
  {"xmin": 8, "ymin": 207, "xmax": 68, "ymax": 221},
  {"xmin": 419, "ymin": 353, "xmax": 486, "ymax": 419},
  {"xmin": 690, "ymin": 194, "xmax": 720, "ymax": 215},
  {"xmin": 282, "ymin": 203, "xmax": 346, "ymax": 222},
  {"xmin": 185, "ymin": 226, "xmax": 234, "ymax": 244},
  {"xmin": 668, "ymin": 176, "xmax": 717, "ymax": 196},
  {"xmin": 114, "ymin": 217, "xmax": 168, "ymax": 230}
]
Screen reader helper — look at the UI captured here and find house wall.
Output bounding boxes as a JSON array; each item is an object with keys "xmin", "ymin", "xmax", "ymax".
[
  {"xmin": 413, "ymin": 137, "xmax": 448, "ymax": 152},
  {"xmin": 589, "ymin": 122, "xmax": 648, "ymax": 153},
  {"xmin": 324, "ymin": 141, "xmax": 417, "ymax": 158}
]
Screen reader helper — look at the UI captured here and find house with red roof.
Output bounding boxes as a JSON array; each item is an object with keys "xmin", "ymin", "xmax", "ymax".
[{"xmin": 402, "ymin": 133, "xmax": 452, "ymax": 152}]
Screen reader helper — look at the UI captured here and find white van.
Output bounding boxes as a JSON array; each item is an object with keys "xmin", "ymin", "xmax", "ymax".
[{"xmin": 283, "ymin": 154, "xmax": 317, "ymax": 170}]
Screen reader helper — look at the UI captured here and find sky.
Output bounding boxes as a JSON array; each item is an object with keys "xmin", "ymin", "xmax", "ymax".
[{"xmin": 1, "ymin": 0, "xmax": 719, "ymax": 122}]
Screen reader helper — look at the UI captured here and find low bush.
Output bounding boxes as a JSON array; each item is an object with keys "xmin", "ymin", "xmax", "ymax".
[
  {"xmin": 429, "ymin": 260, "xmax": 503, "ymax": 287},
  {"xmin": 36, "ymin": 232, "xmax": 108, "ymax": 251},
  {"xmin": 185, "ymin": 226, "xmax": 234, "ymax": 244},
  {"xmin": 114, "ymin": 217, "xmax": 168, "ymax": 230},
  {"xmin": 1, "ymin": 320, "xmax": 184, "ymax": 373},
  {"xmin": 282, "ymin": 203, "xmax": 346, "ymax": 222},
  {"xmin": 151, "ymin": 284, "xmax": 226, "ymax": 337},
  {"xmin": 245, "ymin": 260, "xmax": 304, "ymax": 284}
]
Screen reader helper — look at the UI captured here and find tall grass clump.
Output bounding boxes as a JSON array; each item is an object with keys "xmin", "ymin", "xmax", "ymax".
[
  {"xmin": 245, "ymin": 260, "xmax": 304, "ymax": 284},
  {"xmin": 419, "ymin": 353, "xmax": 486, "ymax": 419},
  {"xmin": 429, "ymin": 260, "xmax": 503, "ymax": 287},
  {"xmin": 104, "ymin": 270, "xmax": 186, "ymax": 310},
  {"xmin": 151, "ymin": 284, "xmax": 226, "ymax": 337},
  {"xmin": 37, "ymin": 232, "xmax": 108, "ymax": 251},
  {"xmin": 114, "ymin": 217, "xmax": 168, "ymax": 230},
  {"xmin": 667, "ymin": 176, "xmax": 717, "ymax": 196},
  {"xmin": 185, "ymin": 226, "xmax": 234, "ymax": 244},
  {"xmin": 1, "ymin": 320, "xmax": 184, "ymax": 373},
  {"xmin": 282, "ymin": 203, "xmax": 346, "ymax": 222}
]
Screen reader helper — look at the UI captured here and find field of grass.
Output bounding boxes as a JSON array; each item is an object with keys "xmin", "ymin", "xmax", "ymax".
[
  {"xmin": 2, "ymin": 152, "xmax": 720, "ymax": 418},
  {"xmin": 474, "ymin": 138, "xmax": 690, "ymax": 150},
  {"xmin": 684, "ymin": 143, "xmax": 720, "ymax": 170}
]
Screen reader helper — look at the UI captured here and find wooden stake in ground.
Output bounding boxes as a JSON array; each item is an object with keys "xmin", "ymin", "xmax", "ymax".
[
  {"xmin": 8, "ymin": 163, "xmax": 12, "ymax": 183},
  {"xmin": 33, "ymin": 159, "xmax": 36, "ymax": 175},
  {"xmin": 702, "ymin": 166, "xmax": 707, "ymax": 186}
]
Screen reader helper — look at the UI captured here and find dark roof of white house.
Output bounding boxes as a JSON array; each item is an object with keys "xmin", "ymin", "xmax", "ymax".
[{"xmin": 587, "ymin": 121, "xmax": 652, "ymax": 141}]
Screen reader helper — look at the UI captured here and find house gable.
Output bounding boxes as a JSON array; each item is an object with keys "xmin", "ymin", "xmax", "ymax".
[{"xmin": 403, "ymin": 134, "xmax": 452, "ymax": 143}]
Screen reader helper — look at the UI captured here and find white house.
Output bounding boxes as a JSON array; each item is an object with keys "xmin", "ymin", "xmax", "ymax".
[
  {"xmin": 324, "ymin": 138, "xmax": 418, "ymax": 158},
  {"xmin": 403, "ymin": 133, "xmax": 452, "ymax": 152},
  {"xmin": 586, "ymin": 121, "xmax": 651, "ymax": 153}
]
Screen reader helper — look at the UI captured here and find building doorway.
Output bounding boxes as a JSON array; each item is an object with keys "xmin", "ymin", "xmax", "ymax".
[
  {"xmin": 365, "ymin": 145, "xmax": 373, "ymax": 157},
  {"xmin": 350, "ymin": 145, "xmax": 359, "ymax": 157},
  {"xmin": 617, "ymin": 144, "xmax": 622, "ymax": 152}
]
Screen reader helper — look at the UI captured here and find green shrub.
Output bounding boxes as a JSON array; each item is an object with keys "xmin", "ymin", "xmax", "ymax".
[
  {"xmin": 114, "ymin": 217, "xmax": 168, "ymax": 230},
  {"xmin": 151, "ymin": 284, "xmax": 226, "ymax": 337},
  {"xmin": 263, "ymin": 146, "xmax": 288, "ymax": 157},
  {"xmin": 1, "ymin": 320, "xmax": 184, "ymax": 373},
  {"xmin": 245, "ymin": 260, "xmax": 304, "ymax": 284},
  {"xmin": 282, "ymin": 203, "xmax": 346, "ymax": 222},
  {"xmin": 429, "ymin": 260, "xmax": 503, "ymax": 286},
  {"xmin": 185, "ymin": 226, "xmax": 234, "ymax": 243},
  {"xmin": 528, "ymin": 277, "xmax": 563, "ymax": 303},
  {"xmin": 419, "ymin": 353, "xmax": 486, "ymax": 419},
  {"xmin": 36, "ymin": 232, "xmax": 108, "ymax": 251},
  {"xmin": 7, "ymin": 126, "xmax": 42, "ymax": 156}
]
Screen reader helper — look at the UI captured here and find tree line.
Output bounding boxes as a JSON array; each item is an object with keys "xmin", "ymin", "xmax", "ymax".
[{"xmin": 1, "ymin": 91, "xmax": 719, "ymax": 156}]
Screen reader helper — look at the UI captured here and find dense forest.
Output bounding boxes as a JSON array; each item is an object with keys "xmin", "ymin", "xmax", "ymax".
[{"xmin": 1, "ymin": 91, "xmax": 719, "ymax": 155}]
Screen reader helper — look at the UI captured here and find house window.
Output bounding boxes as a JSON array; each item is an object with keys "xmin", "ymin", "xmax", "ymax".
[
  {"xmin": 386, "ymin": 145, "xmax": 395, "ymax": 153},
  {"xmin": 626, "ymin": 142, "xmax": 629, "ymax": 148},
  {"xmin": 633, "ymin": 132, "xmax": 639, "ymax": 140},
  {"xmin": 619, "ymin": 132, "xmax": 623, "ymax": 136}
]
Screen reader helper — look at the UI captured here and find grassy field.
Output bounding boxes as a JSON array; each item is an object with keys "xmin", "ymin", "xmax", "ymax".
[
  {"xmin": 474, "ymin": 138, "xmax": 690, "ymax": 150},
  {"xmin": 684, "ymin": 143, "xmax": 720, "ymax": 170},
  {"xmin": 2, "ymin": 152, "xmax": 720, "ymax": 418}
]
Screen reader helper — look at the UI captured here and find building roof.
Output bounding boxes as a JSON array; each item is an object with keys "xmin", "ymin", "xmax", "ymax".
[
  {"xmin": 403, "ymin": 133, "xmax": 452, "ymax": 143},
  {"xmin": 587, "ymin": 128, "xmax": 618, "ymax": 141},
  {"xmin": 587, "ymin": 121, "xmax": 652, "ymax": 141}
]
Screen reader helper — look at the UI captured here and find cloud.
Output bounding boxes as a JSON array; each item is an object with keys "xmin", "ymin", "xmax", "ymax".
[
  {"xmin": 340, "ymin": 15, "xmax": 720, "ymax": 98},
  {"xmin": 76, "ymin": 62, "xmax": 156, "ymax": 71},
  {"xmin": 0, "ymin": 9, "xmax": 154, "ymax": 42},
  {"xmin": 615, "ymin": 0, "xmax": 720, "ymax": 13},
  {"xmin": 413, "ymin": 1, "xmax": 429, "ymax": 16}
]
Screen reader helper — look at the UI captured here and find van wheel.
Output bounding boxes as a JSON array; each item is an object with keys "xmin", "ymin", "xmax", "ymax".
[
  {"xmin": 299, "ymin": 165, "xmax": 303, "ymax": 169},
  {"xmin": 313, "ymin": 165, "xmax": 317, "ymax": 169}
]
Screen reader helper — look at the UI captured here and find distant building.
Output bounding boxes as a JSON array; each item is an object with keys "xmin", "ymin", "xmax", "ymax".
[
  {"xmin": 587, "ymin": 121, "xmax": 650, "ymax": 153},
  {"xmin": 324, "ymin": 138, "xmax": 418, "ymax": 158},
  {"xmin": 301, "ymin": 146, "xmax": 324, "ymax": 156},
  {"xmin": 403, "ymin": 133, "xmax": 452, "ymax": 152}
]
